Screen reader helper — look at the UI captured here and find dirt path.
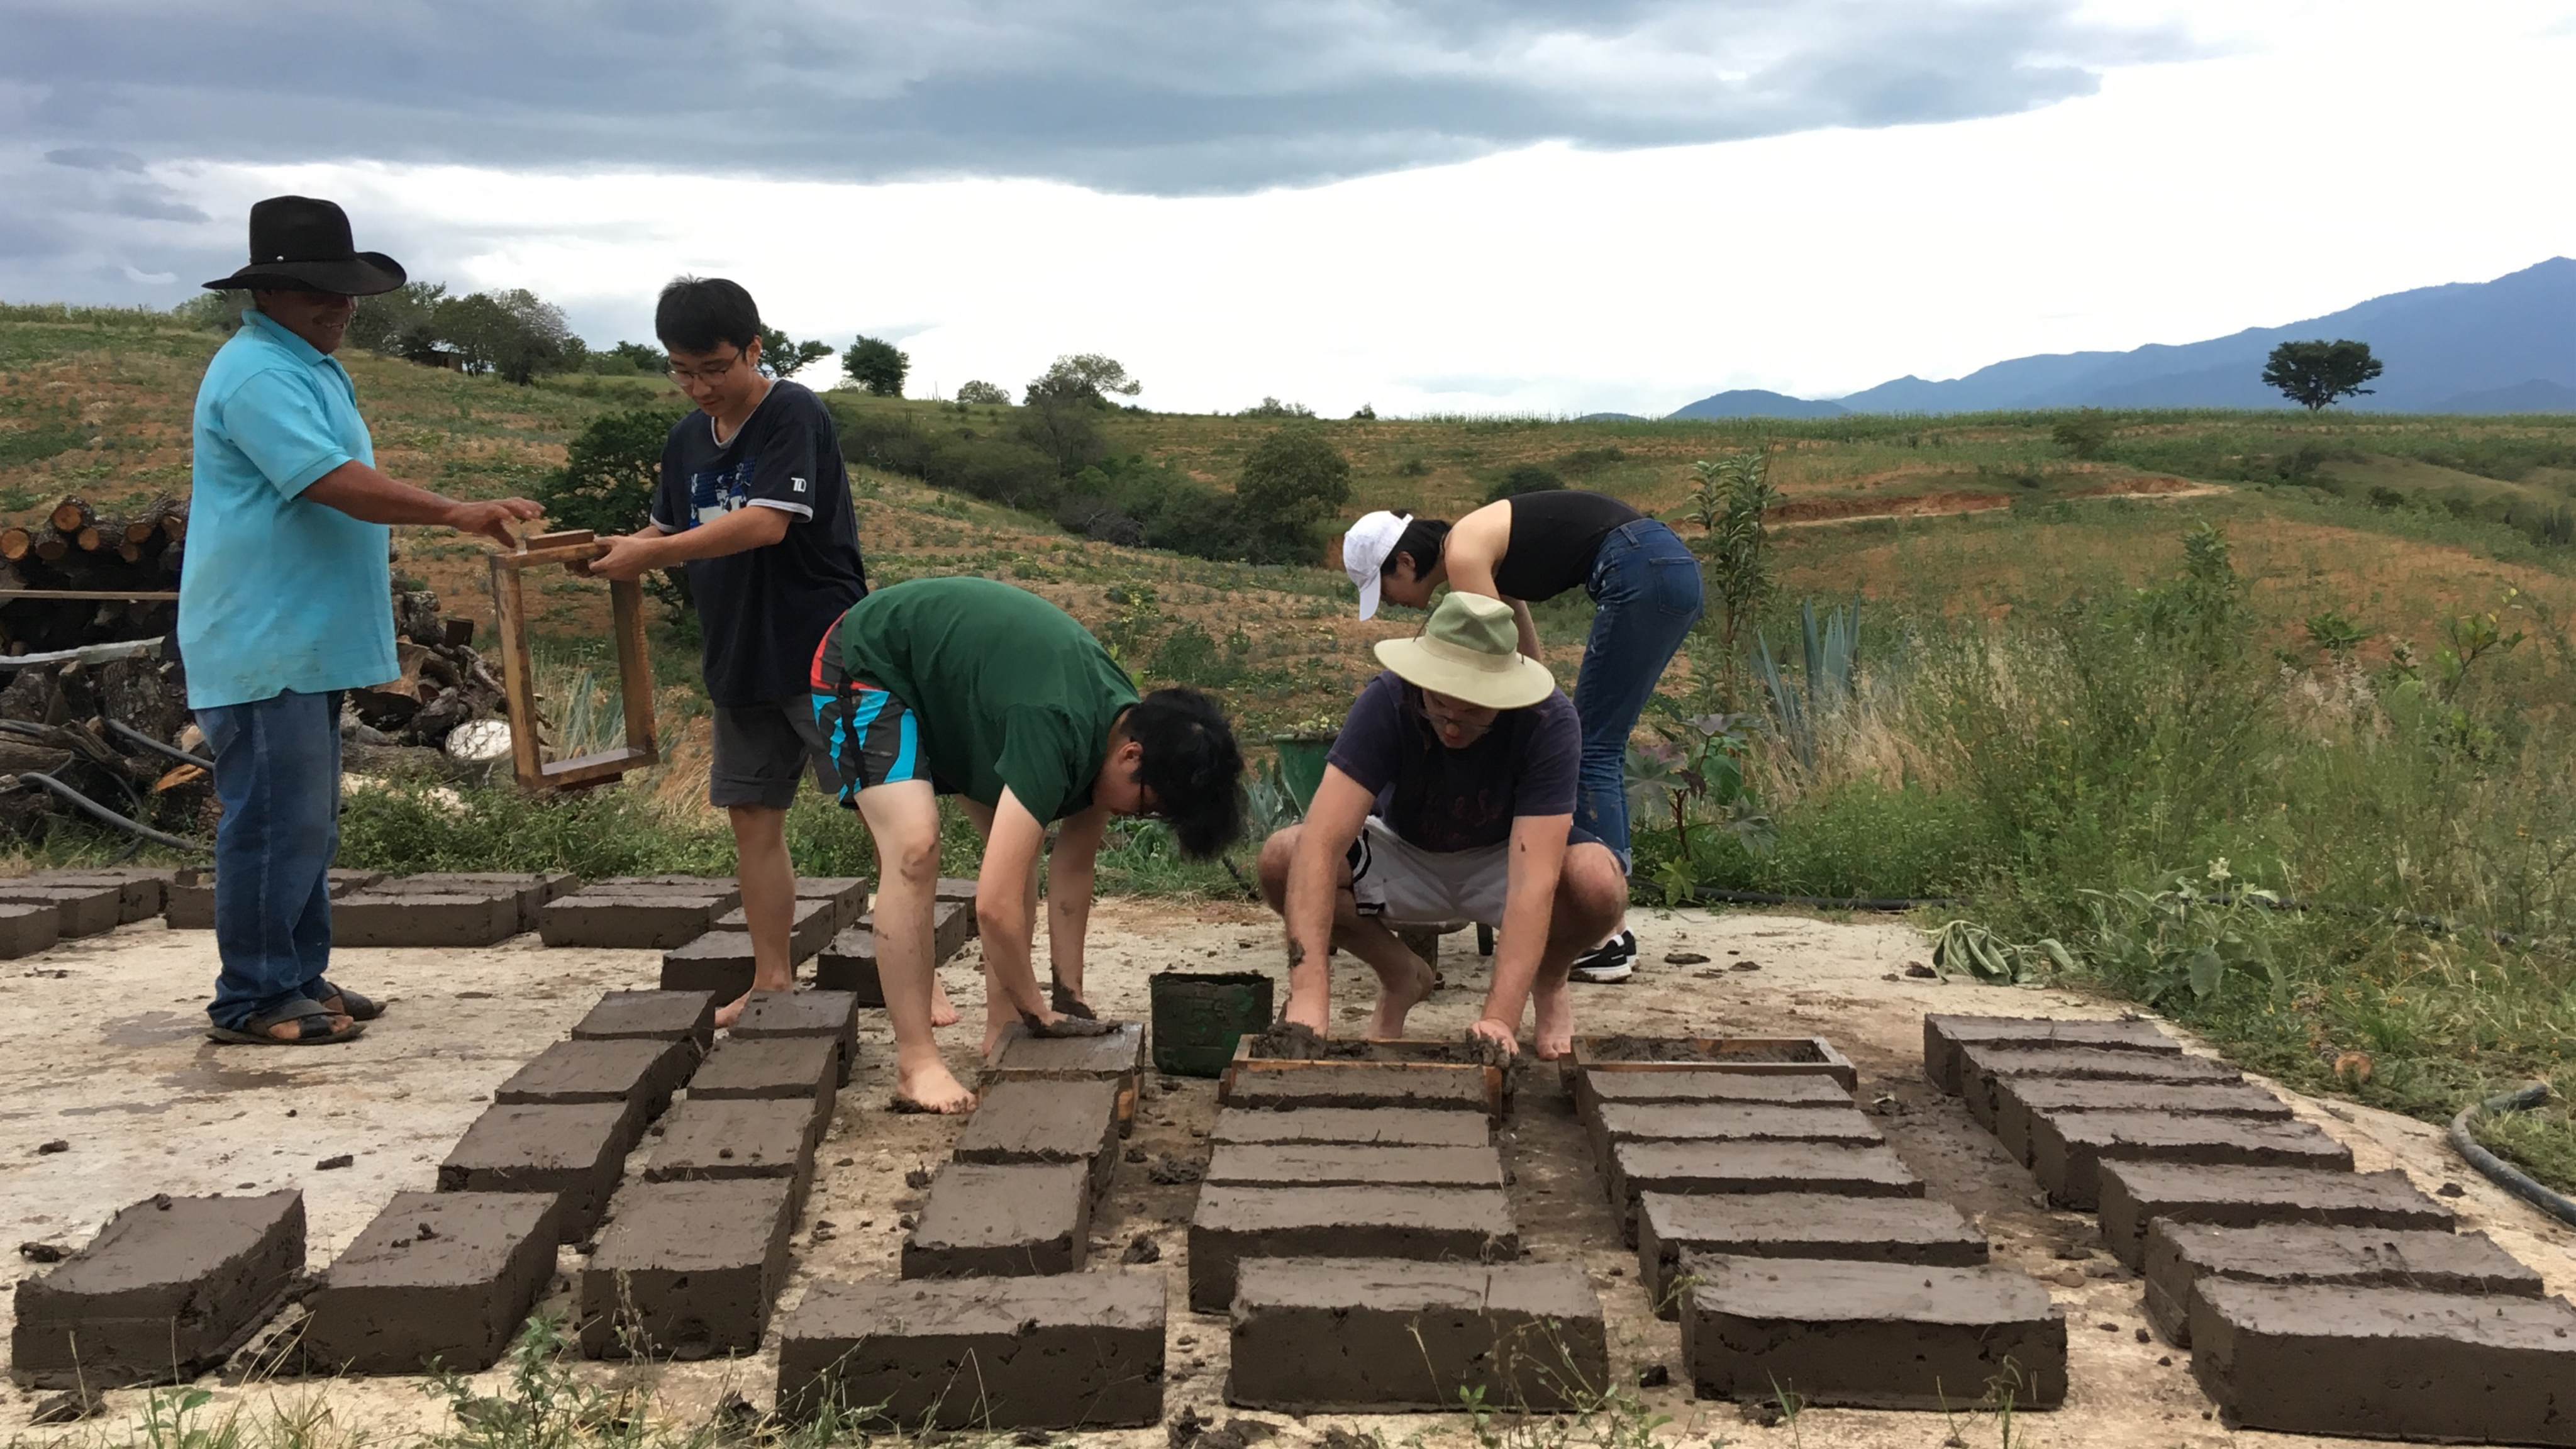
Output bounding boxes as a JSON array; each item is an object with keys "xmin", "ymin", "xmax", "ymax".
[
  {"xmin": 1774, "ymin": 479, "xmax": 2230, "ymax": 530},
  {"xmin": 3, "ymin": 901, "xmax": 2568, "ymax": 1447}
]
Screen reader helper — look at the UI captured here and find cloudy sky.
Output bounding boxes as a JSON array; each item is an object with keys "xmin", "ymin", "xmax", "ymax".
[{"xmin": 7, "ymin": 0, "xmax": 2573, "ymax": 414}]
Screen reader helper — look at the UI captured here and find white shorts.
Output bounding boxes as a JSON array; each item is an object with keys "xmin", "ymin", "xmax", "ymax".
[{"xmin": 1347, "ymin": 816, "xmax": 1509, "ymax": 928}]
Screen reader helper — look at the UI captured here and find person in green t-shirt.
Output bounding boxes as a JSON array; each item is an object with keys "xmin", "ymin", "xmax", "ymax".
[{"xmin": 809, "ymin": 577, "xmax": 1246, "ymax": 1113}]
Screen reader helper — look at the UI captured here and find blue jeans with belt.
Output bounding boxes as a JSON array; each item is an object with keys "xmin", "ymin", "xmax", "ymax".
[
  {"xmin": 1574, "ymin": 520, "xmax": 1705, "ymax": 872},
  {"xmin": 196, "ymin": 689, "xmax": 343, "ymax": 1030}
]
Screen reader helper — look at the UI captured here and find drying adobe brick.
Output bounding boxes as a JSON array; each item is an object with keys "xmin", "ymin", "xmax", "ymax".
[
  {"xmin": 577, "ymin": 1177, "xmax": 796, "ymax": 1359},
  {"xmin": 0, "ymin": 881, "xmax": 123, "ymax": 938},
  {"xmin": 1604, "ymin": 1141, "xmax": 1923, "ymax": 1246},
  {"xmin": 330, "ymin": 891, "xmax": 523, "ymax": 948},
  {"xmin": 437, "ymin": 1101, "xmax": 636, "ymax": 1243},
  {"xmin": 2027, "ymin": 1111, "xmax": 2355, "ymax": 1210},
  {"xmin": 775, "ymin": 1271, "xmax": 1163, "ymax": 1428},
  {"xmin": 1921, "ymin": 1014, "xmax": 2179, "ymax": 1095},
  {"xmin": 11, "ymin": 1189, "xmax": 304, "ymax": 1389},
  {"xmin": 730, "ymin": 989, "xmax": 861, "ymax": 1087},
  {"xmin": 1227, "ymin": 1258, "xmax": 1606, "ymax": 1413},
  {"xmin": 659, "ymin": 931, "xmax": 760, "ymax": 996},
  {"xmin": 1953, "ymin": 1043, "xmax": 2240, "ymax": 1130},
  {"xmin": 2143, "ymin": 1221, "xmax": 2545, "ymax": 1348},
  {"xmin": 711, "ymin": 897, "xmax": 840, "ymax": 961},
  {"xmin": 1636, "ymin": 1193, "xmax": 1989, "ymax": 1319},
  {"xmin": 644, "ymin": 1097, "xmax": 821, "ymax": 1216},
  {"xmin": 1219, "ymin": 1062, "xmax": 1491, "ymax": 1114},
  {"xmin": 571, "ymin": 990, "xmax": 718, "ymax": 1049},
  {"xmin": 2096, "ymin": 1161, "xmax": 2453, "ymax": 1270},
  {"xmin": 1187, "ymin": 1184, "xmax": 1518, "ymax": 1312},
  {"xmin": 297, "ymin": 1191, "xmax": 555, "ymax": 1375},
  {"xmin": 1678, "ymin": 1253, "xmax": 2066, "ymax": 1411},
  {"xmin": 809, "ymin": 900, "xmax": 976, "ymax": 1004},
  {"xmin": 952, "ymin": 1078, "xmax": 1123, "ymax": 1196},
  {"xmin": 2190, "ymin": 1280, "xmax": 2576, "ymax": 1444},
  {"xmin": 1993, "ymin": 1078, "xmax": 2292, "ymax": 1166},
  {"xmin": 536, "ymin": 883, "xmax": 737, "ymax": 950},
  {"xmin": 902, "ymin": 1160, "xmax": 1092, "ymax": 1279},
  {"xmin": 1204, "ymin": 1143, "xmax": 1504, "ymax": 1191},
  {"xmin": 164, "ymin": 869, "xmax": 380, "ymax": 930},
  {"xmin": 492, "ymin": 1038, "xmax": 694, "ymax": 1124},
  {"xmin": 28, "ymin": 866, "xmax": 172, "ymax": 923},
  {"xmin": 0, "ymin": 901, "xmax": 61, "ymax": 960},
  {"xmin": 689, "ymin": 1034, "xmax": 840, "ymax": 1142},
  {"xmin": 1573, "ymin": 1067, "xmax": 1853, "ymax": 1130},
  {"xmin": 1209, "ymin": 1106, "xmax": 1494, "ymax": 1148},
  {"xmin": 363, "ymin": 872, "xmax": 575, "ymax": 933},
  {"xmin": 1589, "ymin": 1102, "xmax": 1884, "ymax": 1160},
  {"xmin": 791, "ymin": 876, "xmax": 871, "ymax": 934},
  {"xmin": 981, "ymin": 1019, "xmax": 1147, "ymax": 1091}
]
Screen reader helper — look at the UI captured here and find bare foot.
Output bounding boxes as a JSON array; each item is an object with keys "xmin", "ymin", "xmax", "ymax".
[
  {"xmin": 930, "ymin": 975, "xmax": 960, "ymax": 1028},
  {"xmin": 713, "ymin": 989, "xmax": 755, "ymax": 1030},
  {"xmin": 1532, "ymin": 975, "xmax": 1575, "ymax": 1060},
  {"xmin": 1368, "ymin": 956, "xmax": 1438, "ymax": 1040},
  {"xmin": 895, "ymin": 1059, "xmax": 977, "ymax": 1114}
]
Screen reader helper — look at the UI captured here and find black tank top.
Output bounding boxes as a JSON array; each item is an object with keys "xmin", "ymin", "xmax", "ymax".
[{"xmin": 1491, "ymin": 490, "xmax": 1644, "ymax": 602}]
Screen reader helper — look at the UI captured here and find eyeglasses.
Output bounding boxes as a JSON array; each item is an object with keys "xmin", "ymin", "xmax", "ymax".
[{"xmin": 668, "ymin": 350, "xmax": 746, "ymax": 384}]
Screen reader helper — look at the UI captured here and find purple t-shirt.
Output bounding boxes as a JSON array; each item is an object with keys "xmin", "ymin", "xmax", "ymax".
[{"xmin": 1325, "ymin": 672, "xmax": 1580, "ymax": 853}]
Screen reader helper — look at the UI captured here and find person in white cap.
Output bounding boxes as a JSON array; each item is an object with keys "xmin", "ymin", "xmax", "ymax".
[
  {"xmin": 1257, "ymin": 591, "xmax": 1626, "ymax": 1058},
  {"xmin": 1339, "ymin": 490, "xmax": 1701, "ymax": 984}
]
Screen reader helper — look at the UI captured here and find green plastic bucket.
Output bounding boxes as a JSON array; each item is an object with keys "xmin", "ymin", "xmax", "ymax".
[
  {"xmin": 1150, "ymin": 970, "xmax": 1275, "ymax": 1077},
  {"xmin": 1272, "ymin": 731, "xmax": 1338, "ymax": 813}
]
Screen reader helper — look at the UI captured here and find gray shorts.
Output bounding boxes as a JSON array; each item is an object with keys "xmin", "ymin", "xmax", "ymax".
[{"xmin": 710, "ymin": 697, "xmax": 847, "ymax": 810}]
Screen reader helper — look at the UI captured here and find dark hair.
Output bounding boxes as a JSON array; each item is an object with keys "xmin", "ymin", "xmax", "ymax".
[
  {"xmin": 655, "ymin": 275, "xmax": 761, "ymax": 353},
  {"xmin": 1121, "ymin": 688, "xmax": 1245, "ymax": 859},
  {"xmin": 1384, "ymin": 516, "xmax": 1451, "ymax": 577}
]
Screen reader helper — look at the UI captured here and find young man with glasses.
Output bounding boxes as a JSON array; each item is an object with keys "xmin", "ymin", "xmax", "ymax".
[
  {"xmin": 588, "ymin": 277, "xmax": 871, "ymax": 1028},
  {"xmin": 1257, "ymin": 592, "xmax": 1626, "ymax": 1058}
]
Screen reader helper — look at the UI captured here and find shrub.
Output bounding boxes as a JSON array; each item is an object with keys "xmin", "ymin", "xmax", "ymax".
[
  {"xmin": 2050, "ymin": 408, "xmax": 2115, "ymax": 460},
  {"xmin": 844, "ymin": 335, "xmax": 909, "ymax": 396},
  {"xmin": 1485, "ymin": 463, "xmax": 1564, "ymax": 503},
  {"xmin": 955, "ymin": 380, "xmax": 1011, "ymax": 406}
]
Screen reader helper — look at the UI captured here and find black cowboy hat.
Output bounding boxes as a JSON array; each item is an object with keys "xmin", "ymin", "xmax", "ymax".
[{"xmin": 201, "ymin": 196, "xmax": 407, "ymax": 296}]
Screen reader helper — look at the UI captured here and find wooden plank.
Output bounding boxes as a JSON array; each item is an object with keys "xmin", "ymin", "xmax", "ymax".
[
  {"xmin": 541, "ymin": 746, "xmax": 655, "ymax": 787},
  {"xmin": 501, "ymin": 540, "xmax": 611, "ymax": 570},
  {"xmin": 521, "ymin": 529, "xmax": 597, "ymax": 550},
  {"xmin": 488, "ymin": 552, "xmax": 547, "ymax": 791},
  {"xmin": 0, "ymin": 589, "xmax": 180, "ymax": 601},
  {"xmin": 609, "ymin": 576, "xmax": 658, "ymax": 769}
]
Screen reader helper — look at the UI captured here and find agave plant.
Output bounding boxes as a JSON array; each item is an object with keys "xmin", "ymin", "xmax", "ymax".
[{"xmin": 1755, "ymin": 598, "xmax": 1860, "ymax": 770}]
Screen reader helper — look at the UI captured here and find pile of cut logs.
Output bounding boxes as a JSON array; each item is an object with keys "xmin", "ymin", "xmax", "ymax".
[{"xmin": 0, "ymin": 494, "xmax": 186, "ymax": 657}]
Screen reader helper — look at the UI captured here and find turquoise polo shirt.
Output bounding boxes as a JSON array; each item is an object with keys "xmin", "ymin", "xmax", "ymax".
[{"xmin": 180, "ymin": 308, "xmax": 397, "ymax": 709}]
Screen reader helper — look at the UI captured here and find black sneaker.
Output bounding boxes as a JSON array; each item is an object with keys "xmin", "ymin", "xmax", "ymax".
[{"xmin": 1570, "ymin": 930, "xmax": 1637, "ymax": 984}]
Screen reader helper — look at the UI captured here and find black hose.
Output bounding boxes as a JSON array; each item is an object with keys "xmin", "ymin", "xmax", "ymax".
[
  {"xmin": 2447, "ymin": 1082, "xmax": 2576, "ymax": 1229},
  {"xmin": 104, "ymin": 719, "xmax": 213, "ymax": 770},
  {"xmin": 9, "ymin": 772, "xmax": 211, "ymax": 853},
  {"xmin": 1692, "ymin": 887, "xmax": 1962, "ymax": 912}
]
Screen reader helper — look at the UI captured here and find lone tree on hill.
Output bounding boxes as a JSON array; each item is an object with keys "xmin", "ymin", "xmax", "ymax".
[
  {"xmin": 1237, "ymin": 425, "xmax": 1352, "ymax": 563},
  {"xmin": 955, "ymin": 380, "xmax": 1010, "ymax": 405},
  {"xmin": 1028, "ymin": 353, "xmax": 1141, "ymax": 404},
  {"xmin": 2263, "ymin": 339, "xmax": 2383, "ymax": 412},
  {"xmin": 758, "ymin": 326, "xmax": 835, "ymax": 380},
  {"xmin": 845, "ymin": 335, "xmax": 910, "ymax": 396}
]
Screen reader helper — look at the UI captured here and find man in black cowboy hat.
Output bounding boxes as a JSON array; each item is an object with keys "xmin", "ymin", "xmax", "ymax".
[{"xmin": 187, "ymin": 196, "xmax": 542, "ymax": 1045}]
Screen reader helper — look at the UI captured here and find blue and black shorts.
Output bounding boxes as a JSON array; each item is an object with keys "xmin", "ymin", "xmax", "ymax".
[{"xmin": 808, "ymin": 632, "xmax": 930, "ymax": 807}]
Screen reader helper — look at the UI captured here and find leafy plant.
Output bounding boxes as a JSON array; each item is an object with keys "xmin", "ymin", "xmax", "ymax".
[
  {"xmin": 2050, "ymin": 407, "xmax": 2115, "ymax": 459},
  {"xmin": 2304, "ymin": 610, "xmax": 2371, "ymax": 654},
  {"xmin": 2080, "ymin": 860, "xmax": 2282, "ymax": 1004},
  {"xmin": 1686, "ymin": 447, "xmax": 1782, "ymax": 704},
  {"xmin": 1628, "ymin": 713, "xmax": 1773, "ymax": 904},
  {"xmin": 1753, "ymin": 598, "xmax": 1860, "ymax": 771}
]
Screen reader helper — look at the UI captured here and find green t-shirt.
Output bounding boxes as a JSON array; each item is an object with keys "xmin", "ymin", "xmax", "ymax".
[{"xmin": 832, "ymin": 577, "xmax": 1140, "ymax": 821}]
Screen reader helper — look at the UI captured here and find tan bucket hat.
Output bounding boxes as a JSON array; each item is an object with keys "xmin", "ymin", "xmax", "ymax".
[{"xmin": 1373, "ymin": 592, "xmax": 1557, "ymax": 710}]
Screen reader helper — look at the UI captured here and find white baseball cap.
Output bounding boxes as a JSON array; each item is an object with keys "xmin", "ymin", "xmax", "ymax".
[{"xmin": 1340, "ymin": 510, "xmax": 1411, "ymax": 619}]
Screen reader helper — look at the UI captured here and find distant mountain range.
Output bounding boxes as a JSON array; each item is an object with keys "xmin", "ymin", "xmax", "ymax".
[{"xmin": 1666, "ymin": 257, "xmax": 2576, "ymax": 418}]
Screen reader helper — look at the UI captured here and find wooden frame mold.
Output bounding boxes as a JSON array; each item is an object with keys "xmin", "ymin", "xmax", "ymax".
[{"xmin": 489, "ymin": 530, "xmax": 658, "ymax": 791}]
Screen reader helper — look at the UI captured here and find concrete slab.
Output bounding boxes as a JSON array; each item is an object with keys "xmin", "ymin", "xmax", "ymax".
[
  {"xmin": 711, "ymin": 897, "xmax": 838, "ymax": 962},
  {"xmin": 2143, "ymin": 1221, "xmax": 2546, "ymax": 1347},
  {"xmin": 436, "ymin": 1101, "xmax": 635, "ymax": 1244},
  {"xmin": 2097, "ymin": 1162, "xmax": 2455, "ymax": 1269},
  {"xmin": 1187, "ymin": 1184, "xmax": 1518, "ymax": 1312},
  {"xmin": 2028, "ymin": 1110, "xmax": 2354, "ymax": 1210},
  {"xmin": 299, "ymin": 1191, "xmax": 555, "ymax": 1375},
  {"xmin": 577, "ymin": 1177, "xmax": 796, "ymax": 1359},
  {"xmin": 1955, "ymin": 1043, "xmax": 2241, "ymax": 1130},
  {"xmin": 1921, "ymin": 1014, "xmax": 2178, "ymax": 1094},
  {"xmin": 1679, "ymin": 1253, "xmax": 2067, "ymax": 1410},
  {"xmin": 0, "ymin": 901, "xmax": 61, "ymax": 960},
  {"xmin": 571, "ymin": 990, "xmax": 717, "ymax": 1049},
  {"xmin": 10, "ymin": 1190, "xmax": 304, "ymax": 1389},
  {"xmin": 2190, "ymin": 1280, "xmax": 2576, "ymax": 1445},
  {"xmin": 492, "ymin": 1037, "xmax": 693, "ymax": 1124},
  {"xmin": 730, "ymin": 990, "xmax": 861, "ymax": 1087},
  {"xmin": 1994, "ymin": 1077, "xmax": 2292, "ymax": 1166},
  {"xmin": 0, "ymin": 882, "xmax": 122, "ymax": 938},
  {"xmin": 1209, "ymin": 1107, "xmax": 1493, "ymax": 1148},
  {"xmin": 1228, "ymin": 1258, "xmax": 1605, "ymax": 1412},
  {"xmin": 1636, "ymin": 1193, "xmax": 1989, "ymax": 1318},
  {"xmin": 1606, "ymin": 1141, "xmax": 1923, "ymax": 1246},
  {"xmin": 1205, "ymin": 1143, "xmax": 1504, "ymax": 1191},
  {"xmin": 952, "ymin": 1078, "xmax": 1122, "ymax": 1196},
  {"xmin": 775, "ymin": 1272, "xmax": 1163, "ymax": 1428},
  {"xmin": 901, "ymin": 1161, "xmax": 1092, "ymax": 1279},
  {"xmin": 330, "ymin": 891, "xmax": 523, "ymax": 948}
]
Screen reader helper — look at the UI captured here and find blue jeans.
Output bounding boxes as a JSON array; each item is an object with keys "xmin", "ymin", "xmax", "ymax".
[
  {"xmin": 197, "ymin": 689, "xmax": 343, "ymax": 1030},
  {"xmin": 1573, "ymin": 520, "xmax": 1705, "ymax": 872}
]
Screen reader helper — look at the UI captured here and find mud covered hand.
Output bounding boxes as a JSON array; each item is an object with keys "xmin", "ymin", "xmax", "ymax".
[{"xmin": 1467, "ymin": 1017, "xmax": 1519, "ymax": 1058}]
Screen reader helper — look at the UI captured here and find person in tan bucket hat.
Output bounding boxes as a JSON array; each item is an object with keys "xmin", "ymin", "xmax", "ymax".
[{"xmin": 1257, "ymin": 592, "xmax": 1627, "ymax": 1057}]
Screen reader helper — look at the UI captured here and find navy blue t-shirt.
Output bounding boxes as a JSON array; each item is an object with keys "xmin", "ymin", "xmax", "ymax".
[
  {"xmin": 1324, "ymin": 671, "xmax": 1580, "ymax": 853},
  {"xmin": 653, "ymin": 380, "xmax": 869, "ymax": 707}
]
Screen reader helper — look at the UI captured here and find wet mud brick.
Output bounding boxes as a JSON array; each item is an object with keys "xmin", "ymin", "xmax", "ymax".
[
  {"xmin": 809, "ymin": 901, "xmax": 975, "ymax": 1004},
  {"xmin": 2029, "ymin": 1110, "xmax": 2354, "ymax": 1211},
  {"xmin": 730, "ymin": 989, "xmax": 861, "ymax": 1087},
  {"xmin": 536, "ymin": 885, "xmax": 736, "ymax": 949},
  {"xmin": 1221, "ymin": 1062, "xmax": 1491, "ymax": 1113},
  {"xmin": 1187, "ymin": 1184, "xmax": 1518, "ymax": 1312},
  {"xmin": 792, "ymin": 875, "xmax": 871, "ymax": 933},
  {"xmin": 1206, "ymin": 1143, "xmax": 1504, "ymax": 1191},
  {"xmin": 1954, "ymin": 1042, "xmax": 2240, "ymax": 1131},
  {"xmin": 1211, "ymin": 1106, "xmax": 1493, "ymax": 1148},
  {"xmin": 1921, "ymin": 1013, "xmax": 2178, "ymax": 1094},
  {"xmin": 2143, "ymin": 1221, "xmax": 2544, "ymax": 1348},
  {"xmin": 902, "ymin": 1161, "xmax": 1093, "ymax": 1279},
  {"xmin": 11, "ymin": 1190, "xmax": 304, "ymax": 1389},
  {"xmin": 645, "ymin": 1097, "xmax": 820, "ymax": 1214},
  {"xmin": 369, "ymin": 872, "xmax": 576, "ymax": 931},
  {"xmin": 330, "ymin": 890, "xmax": 523, "ymax": 947},
  {"xmin": 1228, "ymin": 1258, "xmax": 1605, "ymax": 1412},
  {"xmin": 1636, "ymin": 1193, "xmax": 1989, "ymax": 1319},
  {"xmin": 2097, "ymin": 1160, "xmax": 2453, "ymax": 1269},
  {"xmin": 299, "ymin": 1191, "xmax": 554, "ymax": 1374},
  {"xmin": 1606, "ymin": 1141, "xmax": 1922, "ymax": 1247},
  {"xmin": 494, "ymin": 1037, "xmax": 694, "ymax": 1124},
  {"xmin": 437, "ymin": 1101, "xmax": 635, "ymax": 1243},
  {"xmin": 0, "ymin": 900, "xmax": 60, "ymax": 960},
  {"xmin": 711, "ymin": 897, "xmax": 840, "ymax": 961},
  {"xmin": 1994, "ymin": 1077, "xmax": 2292, "ymax": 1166},
  {"xmin": 32, "ymin": 866, "xmax": 173, "ymax": 923},
  {"xmin": 1591, "ymin": 1102, "xmax": 1884, "ymax": 1160},
  {"xmin": 982, "ymin": 1019, "xmax": 1148, "ymax": 1091},
  {"xmin": 2190, "ymin": 1280, "xmax": 2576, "ymax": 1445},
  {"xmin": 689, "ymin": 1033, "xmax": 839, "ymax": 1138},
  {"xmin": 577, "ymin": 1177, "xmax": 796, "ymax": 1358},
  {"xmin": 572, "ymin": 989, "xmax": 718, "ymax": 1049},
  {"xmin": 1574, "ymin": 1068, "xmax": 1854, "ymax": 1130},
  {"xmin": 659, "ymin": 931, "xmax": 762, "ymax": 996},
  {"xmin": 776, "ymin": 1271, "xmax": 1163, "ymax": 1428},
  {"xmin": 1679, "ymin": 1253, "xmax": 2066, "ymax": 1410},
  {"xmin": 953, "ymin": 1078, "xmax": 1123, "ymax": 1196},
  {"xmin": 164, "ymin": 869, "xmax": 380, "ymax": 929},
  {"xmin": 0, "ymin": 881, "xmax": 122, "ymax": 937}
]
